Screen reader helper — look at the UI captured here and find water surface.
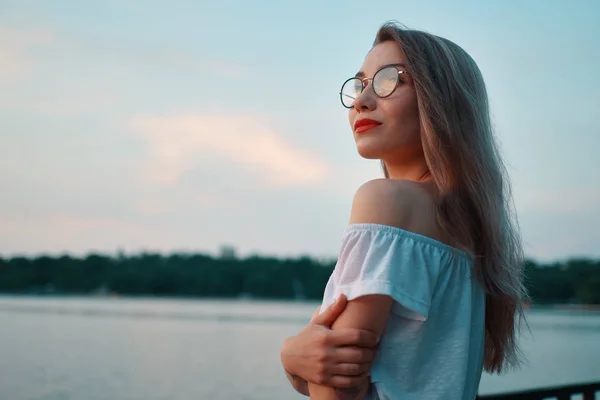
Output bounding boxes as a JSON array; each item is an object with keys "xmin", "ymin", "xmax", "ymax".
[{"xmin": 0, "ymin": 296, "xmax": 598, "ymax": 400}]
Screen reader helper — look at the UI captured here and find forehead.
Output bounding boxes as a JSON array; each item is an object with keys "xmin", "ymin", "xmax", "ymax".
[{"xmin": 358, "ymin": 41, "xmax": 406, "ymax": 75}]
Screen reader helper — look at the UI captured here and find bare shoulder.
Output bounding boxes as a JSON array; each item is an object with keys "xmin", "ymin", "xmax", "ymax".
[{"xmin": 349, "ymin": 178, "xmax": 438, "ymax": 237}]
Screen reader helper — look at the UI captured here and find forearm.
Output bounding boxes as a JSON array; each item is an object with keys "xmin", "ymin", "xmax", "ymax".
[
  {"xmin": 308, "ymin": 382, "xmax": 370, "ymax": 400},
  {"xmin": 285, "ymin": 370, "xmax": 309, "ymax": 396},
  {"xmin": 281, "ymin": 336, "xmax": 309, "ymax": 396}
]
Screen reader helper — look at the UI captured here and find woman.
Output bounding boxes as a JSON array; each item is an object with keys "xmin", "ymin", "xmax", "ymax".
[{"xmin": 280, "ymin": 21, "xmax": 528, "ymax": 400}]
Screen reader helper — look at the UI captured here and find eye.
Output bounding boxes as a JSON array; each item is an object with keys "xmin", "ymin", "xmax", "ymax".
[{"xmin": 373, "ymin": 66, "xmax": 401, "ymax": 97}]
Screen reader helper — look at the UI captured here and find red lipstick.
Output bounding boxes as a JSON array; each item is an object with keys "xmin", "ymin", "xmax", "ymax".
[{"xmin": 354, "ymin": 118, "xmax": 382, "ymax": 133}]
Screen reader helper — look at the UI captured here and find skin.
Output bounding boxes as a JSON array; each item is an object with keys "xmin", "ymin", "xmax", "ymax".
[
  {"xmin": 282, "ymin": 41, "xmax": 443, "ymax": 399},
  {"xmin": 351, "ymin": 41, "xmax": 431, "ymax": 183},
  {"xmin": 280, "ymin": 295, "xmax": 379, "ymax": 395}
]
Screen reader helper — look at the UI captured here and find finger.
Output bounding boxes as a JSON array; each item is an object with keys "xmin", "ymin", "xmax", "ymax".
[
  {"xmin": 313, "ymin": 294, "xmax": 347, "ymax": 327},
  {"xmin": 310, "ymin": 306, "xmax": 321, "ymax": 322},
  {"xmin": 333, "ymin": 346, "xmax": 376, "ymax": 364},
  {"xmin": 332, "ymin": 362, "xmax": 371, "ymax": 376},
  {"xmin": 328, "ymin": 371, "xmax": 371, "ymax": 389},
  {"xmin": 329, "ymin": 328, "xmax": 379, "ymax": 348}
]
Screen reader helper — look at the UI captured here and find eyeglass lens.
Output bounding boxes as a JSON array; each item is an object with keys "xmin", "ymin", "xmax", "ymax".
[{"xmin": 340, "ymin": 66, "xmax": 401, "ymax": 108}]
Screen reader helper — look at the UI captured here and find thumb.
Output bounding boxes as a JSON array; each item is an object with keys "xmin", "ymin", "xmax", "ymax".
[{"xmin": 313, "ymin": 294, "xmax": 347, "ymax": 327}]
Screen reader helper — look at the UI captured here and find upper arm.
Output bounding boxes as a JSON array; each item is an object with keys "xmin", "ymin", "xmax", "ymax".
[
  {"xmin": 309, "ymin": 180, "xmax": 435, "ymax": 399},
  {"xmin": 330, "ymin": 294, "xmax": 392, "ymax": 340},
  {"xmin": 333, "ymin": 179, "xmax": 422, "ymax": 339}
]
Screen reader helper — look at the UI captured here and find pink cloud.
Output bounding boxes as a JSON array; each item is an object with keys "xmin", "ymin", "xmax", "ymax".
[
  {"xmin": 129, "ymin": 113, "xmax": 333, "ymax": 187},
  {"xmin": 0, "ymin": 212, "xmax": 146, "ymax": 256},
  {"xmin": 135, "ymin": 194, "xmax": 234, "ymax": 216}
]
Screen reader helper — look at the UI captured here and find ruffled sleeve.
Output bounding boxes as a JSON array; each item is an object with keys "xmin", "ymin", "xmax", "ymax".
[{"xmin": 330, "ymin": 223, "xmax": 465, "ymax": 321}]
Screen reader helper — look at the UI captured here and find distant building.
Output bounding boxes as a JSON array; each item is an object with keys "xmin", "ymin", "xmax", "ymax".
[
  {"xmin": 292, "ymin": 278, "xmax": 306, "ymax": 300},
  {"xmin": 219, "ymin": 245, "xmax": 237, "ymax": 260}
]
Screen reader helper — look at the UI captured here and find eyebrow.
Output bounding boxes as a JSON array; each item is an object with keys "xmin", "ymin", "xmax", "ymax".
[{"xmin": 355, "ymin": 63, "xmax": 407, "ymax": 78}]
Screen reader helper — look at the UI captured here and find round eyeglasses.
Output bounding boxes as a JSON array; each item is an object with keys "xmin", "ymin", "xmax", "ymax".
[{"xmin": 339, "ymin": 66, "xmax": 408, "ymax": 109}]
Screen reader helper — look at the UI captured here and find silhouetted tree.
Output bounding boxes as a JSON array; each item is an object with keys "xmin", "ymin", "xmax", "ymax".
[{"xmin": 0, "ymin": 251, "xmax": 598, "ymax": 304}]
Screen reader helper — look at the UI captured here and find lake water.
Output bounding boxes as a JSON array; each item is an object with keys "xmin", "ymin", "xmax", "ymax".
[{"xmin": 0, "ymin": 296, "xmax": 599, "ymax": 400}]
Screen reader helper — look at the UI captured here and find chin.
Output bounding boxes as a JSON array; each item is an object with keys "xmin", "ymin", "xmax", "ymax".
[
  {"xmin": 355, "ymin": 144, "xmax": 384, "ymax": 159},
  {"xmin": 354, "ymin": 133, "xmax": 390, "ymax": 159}
]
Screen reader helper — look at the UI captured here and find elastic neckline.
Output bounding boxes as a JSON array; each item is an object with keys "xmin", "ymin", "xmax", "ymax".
[{"xmin": 346, "ymin": 223, "xmax": 473, "ymax": 260}]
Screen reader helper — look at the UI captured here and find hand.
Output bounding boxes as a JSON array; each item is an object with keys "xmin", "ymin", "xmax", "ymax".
[{"xmin": 281, "ymin": 294, "xmax": 379, "ymax": 388}]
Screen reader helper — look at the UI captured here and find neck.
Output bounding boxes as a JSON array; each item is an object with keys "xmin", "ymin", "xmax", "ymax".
[{"xmin": 384, "ymin": 160, "xmax": 432, "ymax": 182}]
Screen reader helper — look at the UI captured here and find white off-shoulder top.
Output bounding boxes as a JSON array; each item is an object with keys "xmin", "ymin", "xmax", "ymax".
[{"xmin": 319, "ymin": 223, "xmax": 485, "ymax": 400}]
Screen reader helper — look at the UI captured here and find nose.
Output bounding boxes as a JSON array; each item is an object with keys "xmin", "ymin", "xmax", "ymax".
[{"xmin": 353, "ymin": 80, "xmax": 376, "ymax": 112}]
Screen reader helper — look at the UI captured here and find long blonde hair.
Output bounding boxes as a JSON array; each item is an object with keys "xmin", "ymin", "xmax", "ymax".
[{"xmin": 375, "ymin": 22, "xmax": 529, "ymax": 373}]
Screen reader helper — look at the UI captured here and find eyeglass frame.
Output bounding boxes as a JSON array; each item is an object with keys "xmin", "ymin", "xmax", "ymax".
[{"xmin": 339, "ymin": 66, "xmax": 409, "ymax": 109}]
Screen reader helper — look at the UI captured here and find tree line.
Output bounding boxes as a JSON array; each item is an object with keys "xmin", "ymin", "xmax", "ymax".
[{"xmin": 0, "ymin": 252, "xmax": 599, "ymax": 304}]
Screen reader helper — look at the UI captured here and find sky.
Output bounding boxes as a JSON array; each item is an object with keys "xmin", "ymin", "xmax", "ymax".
[{"xmin": 1, "ymin": 0, "xmax": 599, "ymax": 262}]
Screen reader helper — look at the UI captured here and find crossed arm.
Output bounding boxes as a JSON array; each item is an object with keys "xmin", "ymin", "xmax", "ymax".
[
  {"xmin": 307, "ymin": 294, "xmax": 393, "ymax": 400},
  {"xmin": 294, "ymin": 179, "xmax": 421, "ymax": 399},
  {"xmin": 281, "ymin": 295, "xmax": 381, "ymax": 397}
]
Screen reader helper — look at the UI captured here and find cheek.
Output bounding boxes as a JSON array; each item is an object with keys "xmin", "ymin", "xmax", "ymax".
[
  {"xmin": 384, "ymin": 97, "xmax": 419, "ymax": 130},
  {"xmin": 348, "ymin": 109, "xmax": 356, "ymax": 128}
]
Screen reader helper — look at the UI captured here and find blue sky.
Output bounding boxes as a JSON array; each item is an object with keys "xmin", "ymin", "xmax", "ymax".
[{"xmin": 1, "ymin": 0, "xmax": 599, "ymax": 261}]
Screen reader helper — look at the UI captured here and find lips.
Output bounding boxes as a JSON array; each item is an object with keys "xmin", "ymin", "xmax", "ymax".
[{"xmin": 354, "ymin": 118, "xmax": 382, "ymax": 133}]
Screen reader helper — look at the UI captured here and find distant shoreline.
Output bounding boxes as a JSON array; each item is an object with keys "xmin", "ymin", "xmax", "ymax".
[
  {"xmin": 548, "ymin": 303, "xmax": 600, "ymax": 312},
  {"xmin": 1, "ymin": 292, "xmax": 600, "ymax": 312}
]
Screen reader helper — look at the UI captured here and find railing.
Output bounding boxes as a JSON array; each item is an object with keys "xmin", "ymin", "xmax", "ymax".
[{"xmin": 477, "ymin": 382, "xmax": 600, "ymax": 399}]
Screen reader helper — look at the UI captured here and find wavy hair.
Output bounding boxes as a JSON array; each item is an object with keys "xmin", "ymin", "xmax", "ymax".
[{"xmin": 375, "ymin": 22, "xmax": 529, "ymax": 373}]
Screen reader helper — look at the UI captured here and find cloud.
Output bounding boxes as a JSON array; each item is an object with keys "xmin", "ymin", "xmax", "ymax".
[
  {"xmin": 47, "ymin": 214, "xmax": 141, "ymax": 235},
  {"xmin": 129, "ymin": 114, "xmax": 333, "ymax": 187},
  {"xmin": 135, "ymin": 193, "xmax": 237, "ymax": 216},
  {"xmin": 0, "ymin": 212, "xmax": 143, "ymax": 256}
]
